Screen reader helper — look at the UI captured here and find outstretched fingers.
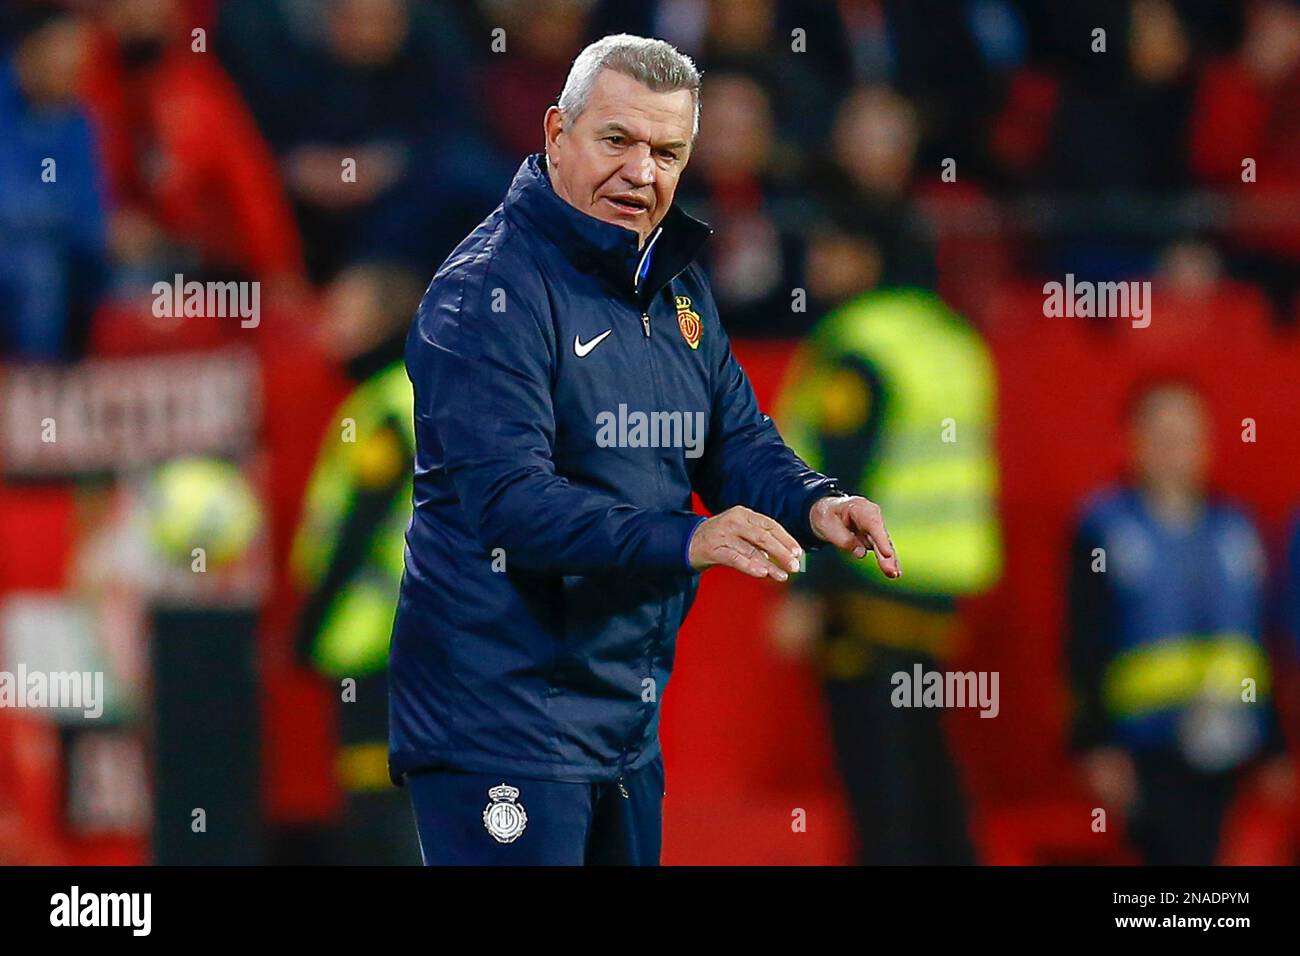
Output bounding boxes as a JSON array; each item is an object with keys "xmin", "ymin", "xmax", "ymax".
[{"xmin": 848, "ymin": 500, "xmax": 900, "ymax": 578}]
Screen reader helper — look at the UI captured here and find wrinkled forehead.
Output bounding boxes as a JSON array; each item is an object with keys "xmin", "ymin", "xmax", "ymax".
[{"xmin": 578, "ymin": 70, "xmax": 696, "ymax": 145}]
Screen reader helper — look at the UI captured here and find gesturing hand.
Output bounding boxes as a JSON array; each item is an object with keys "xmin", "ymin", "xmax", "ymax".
[
  {"xmin": 687, "ymin": 506, "xmax": 803, "ymax": 581},
  {"xmin": 808, "ymin": 494, "xmax": 902, "ymax": 579}
]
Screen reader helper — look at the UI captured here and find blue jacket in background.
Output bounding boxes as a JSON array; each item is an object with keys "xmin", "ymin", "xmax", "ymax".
[
  {"xmin": 1067, "ymin": 486, "xmax": 1273, "ymax": 764},
  {"xmin": 390, "ymin": 153, "xmax": 837, "ymax": 784},
  {"xmin": 0, "ymin": 58, "xmax": 107, "ymax": 358}
]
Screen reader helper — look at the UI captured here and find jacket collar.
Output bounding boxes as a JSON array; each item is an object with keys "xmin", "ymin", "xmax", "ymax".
[{"xmin": 503, "ymin": 153, "xmax": 712, "ymax": 305}]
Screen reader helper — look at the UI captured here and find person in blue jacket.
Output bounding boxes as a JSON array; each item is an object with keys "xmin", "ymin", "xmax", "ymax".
[
  {"xmin": 1067, "ymin": 379, "xmax": 1292, "ymax": 865},
  {"xmin": 391, "ymin": 33, "xmax": 902, "ymax": 866},
  {"xmin": 0, "ymin": 5, "xmax": 107, "ymax": 359}
]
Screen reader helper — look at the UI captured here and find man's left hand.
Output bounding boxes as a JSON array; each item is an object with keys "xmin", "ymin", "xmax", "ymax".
[{"xmin": 809, "ymin": 494, "xmax": 902, "ymax": 579}]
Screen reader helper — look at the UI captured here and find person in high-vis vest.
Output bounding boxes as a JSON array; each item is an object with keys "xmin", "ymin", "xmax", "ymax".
[
  {"xmin": 291, "ymin": 357, "xmax": 419, "ymax": 865},
  {"xmin": 1067, "ymin": 380, "xmax": 1291, "ymax": 865},
  {"xmin": 773, "ymin": 287, "xmax": 1003, "ymax": 864}
]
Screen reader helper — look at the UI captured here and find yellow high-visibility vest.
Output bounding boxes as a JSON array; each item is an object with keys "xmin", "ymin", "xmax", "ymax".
[
  {"xmin": 1102, "ymin": 632, "xmax": 1270, "ymax": 719},
  {"xmin": 290, "ymin": 362, "xmax": 414, "ymax": 677},
  {"xmin": 778, "ymin": 289, "xmax": 1002, "ymax": 597}
]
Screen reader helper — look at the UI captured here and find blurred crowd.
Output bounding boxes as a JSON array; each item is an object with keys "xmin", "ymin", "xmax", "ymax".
[{"xmin": 6, "ymin": 0, "xmax": 1300, "ymax": 363}]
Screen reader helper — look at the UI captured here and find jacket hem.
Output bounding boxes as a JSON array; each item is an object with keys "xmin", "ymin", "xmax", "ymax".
[{"xmin": 388, "ymin": 739, "xmax": 662, "ymax": 787}]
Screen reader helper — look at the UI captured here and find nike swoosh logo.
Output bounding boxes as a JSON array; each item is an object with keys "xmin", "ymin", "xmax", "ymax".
[{"xmin": 574, "ymin": 329, "xmax": 613, "ymax": 357}]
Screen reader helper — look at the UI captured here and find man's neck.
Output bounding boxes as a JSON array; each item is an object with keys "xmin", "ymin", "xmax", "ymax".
[{"xmin": 1139, "ymin": 484, "xmax": 1202, "ymax": 529}]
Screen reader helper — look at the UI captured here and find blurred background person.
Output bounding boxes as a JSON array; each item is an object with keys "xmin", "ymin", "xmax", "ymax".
[
  {"xmin": 289, "ymin": 264, "xmax": 422, "ymax": 865},
  {"xmin": 1189, "ymin": 0, "xmax": 1300, "ymax": 320},
  {"xmin": 0, "ymin": 4, "xmax": 105, "ymax": 359},
  {"xmin": 1066, "ymin": 380, "xmax": 1291, "ymax": 865},
  {"xmin": 804, "ymin": 84, "xmax": 937, "ymax": 293},
  {"xmin": 692, "ymin": 0, "xmax": 852, "ymax": 145},
  {"xmin": 1014, "ymin": 0, "xmax": 1197, "ymax": 279},
  {"xmin": 675, "ymin": 67, "xmax": 807, "ymax": 336},
  {"xmin": 472, "ymin": 0, "xmax": 593, "ymax": 161},
  {"xmin": 799, "ymin": 206, "xmax": 885, "ymax": 321},
  {"xmin": 216, "ymin": 0, "xmax": 511, "ymax": 284},
  {"xmin": 81, "ymin": 0, "xmax": 305, "ymax": 297},
  {"xmin": 772, "ymin": 284, "xmax": 1003, "ymax": 864}
]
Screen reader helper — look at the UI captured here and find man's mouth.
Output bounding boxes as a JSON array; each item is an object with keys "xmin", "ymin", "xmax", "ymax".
[{"xmin": 602, "ymin": 194, "xmax": 652, "ymax": 216}]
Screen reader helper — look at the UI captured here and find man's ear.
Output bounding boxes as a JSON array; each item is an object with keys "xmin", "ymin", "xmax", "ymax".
[{"xmin": 543, "ymin": 106, "xmax": 564, "ymax": 165}]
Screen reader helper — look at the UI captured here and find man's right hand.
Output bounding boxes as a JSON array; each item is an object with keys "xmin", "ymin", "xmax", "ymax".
[{"xmin": 688, "ymin": 506, "xmax": 803, "ymax": 581}]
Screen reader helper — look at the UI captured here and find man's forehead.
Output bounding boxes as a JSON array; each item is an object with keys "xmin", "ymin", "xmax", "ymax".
[{"xmin": 580, "ymin": 70, "xmax": 694, "ymax": 142}]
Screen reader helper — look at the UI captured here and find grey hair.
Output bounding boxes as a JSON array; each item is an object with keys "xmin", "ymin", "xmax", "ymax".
[{"xmin": 557, "ymin": 33, "xmax": 701, "ymax": 140}]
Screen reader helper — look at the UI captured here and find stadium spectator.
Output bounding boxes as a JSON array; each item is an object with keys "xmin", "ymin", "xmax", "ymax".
[
  {"xmin": 695, "ymin": 0, "xmax": 852, "ymax": 145},
  {"xmin": 474, "ymin": 0, "xmax": 594, "ymax": 159},
  {"xmin": 1036, "ymin": 0, "xmax": 1198, "ymax": 278},
  {"xmin": 218, "ymin": 0, "xmax": 509, "ymax": 282},
  {"xmin": 1189, "ymin": 0, "xmax": 1300, "ymax": 318},
  {"xmin": 80, "ymin": 0, "xmax": 305, "ymax": 292},
  {"xmin": 0, "ymin": 5, "xmax": 106, "ymax": 359},
  {"xmin": 800, "ymin": 206, "xmax": 885, "ymax": 322},
  {"xmin": 862, "ymin": 0, "xmax": 1023, "ymax": 179},
  {"xmin": 804, "ymin": 85, "xmax": 937, "ymax": 291},
  {"xmin": 675, "ymin": 69, "xmax": 806, "ymax": 336}
]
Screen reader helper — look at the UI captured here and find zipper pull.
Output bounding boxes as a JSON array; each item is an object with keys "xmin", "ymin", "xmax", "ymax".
[
  {"xmin": 641, "ymin": 313, "xmax": 650, "ymax": 337},
  {"xmin": 618, "ymin": 777, "xmax": 630, "ymax": 799}
]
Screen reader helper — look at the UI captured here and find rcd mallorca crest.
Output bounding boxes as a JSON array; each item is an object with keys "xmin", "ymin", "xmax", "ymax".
[
  {"xmin": 482, "ymin": 783, "xmax": 528, "ymax": 844},
  {"xmin": 675, "ymin": 295, "xmax": 701, "ymax": 350}
]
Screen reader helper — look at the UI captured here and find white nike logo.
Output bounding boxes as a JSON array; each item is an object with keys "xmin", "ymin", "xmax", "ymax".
[{"xmin": 574, "ymin": 329, "xmax": 613, "ymax": 357}]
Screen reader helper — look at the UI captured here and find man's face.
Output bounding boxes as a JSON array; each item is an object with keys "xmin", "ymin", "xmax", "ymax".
[
  {"xmin": 17, "ymin": 18, "xmax": 89, "ymax": 106},
  {"xmin": 1132, "ymin": 386, "xmax": 1210, "ymax": 494},
  {"xmin": 327, "ymin": 0, "xmax": 408, "ymax": 67},
  {"xmin": 544, "ymin": 70, "xmax": 694, "ymax": 247}
]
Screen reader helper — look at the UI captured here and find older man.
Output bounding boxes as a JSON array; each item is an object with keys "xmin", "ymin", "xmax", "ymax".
[{"xmin": 391, "ymin": 33, "xmax": 899, "ymax": 865}]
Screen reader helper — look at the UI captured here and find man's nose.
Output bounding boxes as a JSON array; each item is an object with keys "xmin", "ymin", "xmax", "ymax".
[{"xmin": 620, "ymin": 147, "xmax": 656, "ymax": 188}]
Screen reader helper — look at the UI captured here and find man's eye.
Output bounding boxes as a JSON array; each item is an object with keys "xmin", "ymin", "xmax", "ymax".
[{"xmin": 605, "ymin": 136, "xmax": 626, "ymax": 146}]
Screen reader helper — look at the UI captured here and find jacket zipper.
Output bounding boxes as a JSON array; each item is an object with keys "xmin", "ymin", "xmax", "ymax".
[
  {"xmin": 622, "ymin": 241, "xmax": 686, "ymax": 796},
  {"xmin": 625, "ymin": 295, "xmax": 668, "ymax": 791}
]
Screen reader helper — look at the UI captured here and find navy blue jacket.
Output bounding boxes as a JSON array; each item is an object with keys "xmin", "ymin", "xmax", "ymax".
[{"xmin": 389, "ymin": 153, "xmax": 837, "ymax": 784}]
